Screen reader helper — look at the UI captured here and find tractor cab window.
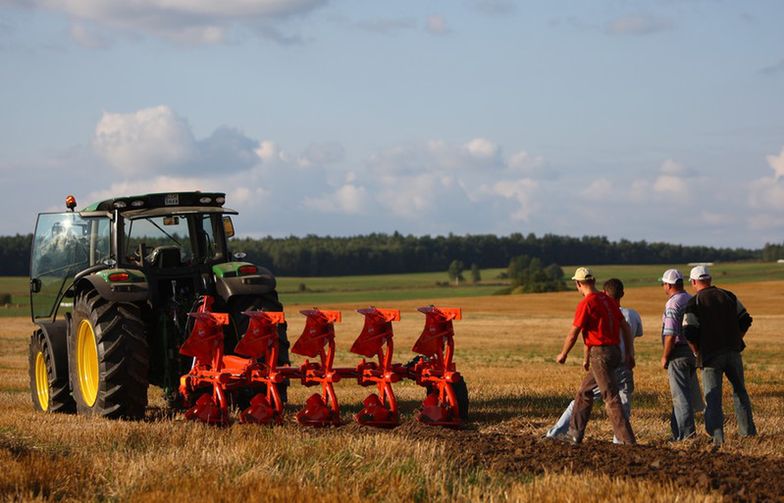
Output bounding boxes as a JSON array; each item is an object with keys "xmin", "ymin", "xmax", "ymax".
[
  {"xmin": 123, "ymin": 214, "xmax": 223, "ymax": 266},
  {"xmin": 124, "ymin": 216, "xmax": 194, "ymax": 266},
  {"xmin": 30, "ymin": 213, "xmax": 110, "ymax": 320}
]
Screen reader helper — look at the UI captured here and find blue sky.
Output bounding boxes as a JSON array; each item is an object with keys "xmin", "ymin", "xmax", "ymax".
[{"xmin": 1, "ymin": 0, "xmax": 783, "ymax": 248}]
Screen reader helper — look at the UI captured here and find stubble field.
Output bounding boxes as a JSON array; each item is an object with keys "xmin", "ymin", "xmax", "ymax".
[{"xmin": 1, "ymin": 280, "xmax": 783, "ymax": 501}]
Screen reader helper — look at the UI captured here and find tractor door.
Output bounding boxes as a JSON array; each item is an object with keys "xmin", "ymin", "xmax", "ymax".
[{"xmin": 30, "ymin": 213, "xmax": 110, "ymax": 321}]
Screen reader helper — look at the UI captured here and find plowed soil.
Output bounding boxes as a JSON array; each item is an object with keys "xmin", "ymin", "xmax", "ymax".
[{"xmin": 395, "ymin": 421, "xmax": 784, "ymax": 501}]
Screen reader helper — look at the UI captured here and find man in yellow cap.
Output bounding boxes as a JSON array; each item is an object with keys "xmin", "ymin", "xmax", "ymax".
[{"xmin": 554, "ymin": 267, "xmax": 636, "ymax": 444}]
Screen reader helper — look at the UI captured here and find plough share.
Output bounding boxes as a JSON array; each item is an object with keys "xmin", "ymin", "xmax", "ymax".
[{"xmin": 178, "ymin": 296, "xmax": 468, "ymax": 428}]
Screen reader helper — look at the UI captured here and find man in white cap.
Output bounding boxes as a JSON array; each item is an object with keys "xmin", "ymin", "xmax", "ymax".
[
  {"xmin": 546, "ymin": 278, "xmax": 642, "ymax": 443},
  {"xmin": 554, "ymin": 267, "xmax": 636, "ymax": 444},
  {"xmin": 683, "ymin": 265, "xmax": 756, "ymax": 446},
  {"xmin": 659, "ymin": 268, "xmax": 703, "ymax": 441}
]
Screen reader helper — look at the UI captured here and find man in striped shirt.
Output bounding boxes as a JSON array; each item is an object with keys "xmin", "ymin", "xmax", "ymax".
[{"xmin": 659, "ymin": 268, "xmax": 703, "ymax": 441}]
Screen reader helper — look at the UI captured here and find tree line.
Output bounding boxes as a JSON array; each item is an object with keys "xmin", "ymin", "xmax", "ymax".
[
  {"xmin": 230, "ymin": 233, "xmax": 767, "ymax": 276},
  {"xmin": 2, "ymin": 232, "xmax": 780, "ymax": 277}
]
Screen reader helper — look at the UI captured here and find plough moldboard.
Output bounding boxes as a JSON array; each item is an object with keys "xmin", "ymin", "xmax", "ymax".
[{"xmin": 178, "ymin": 296, "xmax": 466, "ymax": 428}]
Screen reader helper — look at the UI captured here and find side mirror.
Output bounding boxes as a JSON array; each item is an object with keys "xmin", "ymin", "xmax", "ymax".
[
  {"xmin": 223, "ymin": 216, "xmax": 235, "ymax": 238},
  {"xmin": 30, "ymin": 278, "xmax": 42, "ymax": 293}
]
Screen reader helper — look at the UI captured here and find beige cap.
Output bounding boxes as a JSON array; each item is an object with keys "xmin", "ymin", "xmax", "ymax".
[{"xmin": 571, "ymin": 267, "xmax": 595, "ymax": 281}]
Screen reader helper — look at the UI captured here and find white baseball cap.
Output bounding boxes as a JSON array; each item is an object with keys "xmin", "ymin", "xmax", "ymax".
[
  {"xmin": 689, "ymin": 265, "xmax": 712, "ymax": 281},
  {"xmin": 571, "ymin": 267, "xmax": 595, "ymax": 281},
  {"xmin": 659, "ymin": 269, "xmax": 683, "ymax": 285}
]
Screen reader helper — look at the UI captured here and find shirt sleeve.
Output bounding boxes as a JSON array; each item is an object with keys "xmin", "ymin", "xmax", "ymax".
[
  {"xmin": 683, "ymin": 296, "xmax": 700, "ymax": 343},
  {"xmin": 634, "ymin": 311, "xmax": 643, "ymax": 337},
  {"xmin": 662, "ymin": 301, "xmax": 680, "ymax": 337},
  {"xmin": 573, "ymin": 298, "xmax": 588, "ymax": 329}
]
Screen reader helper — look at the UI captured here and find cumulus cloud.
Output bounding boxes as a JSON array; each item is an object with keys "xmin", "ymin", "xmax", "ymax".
[
  {"xmin": 487, "ymin": 179, "xmax": 539, "ymax": 221},
  {"xmin": 303, "ymin": 183, "xmax": 369, "ymax": 214},
  {"xmin": 93, "ymin": 106, "xmax": 261, "ymax": 175},
  {"xmin": 766, "ymin": 146, "xmax": 784, "ymax": 180},
  {"xmin": 653, "ymin": 159, "xmax": 693, "ymax": 195},
  {"xmin": 27, "ymin": 0, "xmax": 327, "ymax": 45},
  {"xmin": 93, "ymin": 106, "xmax": 197, "ymax": 175},
  {"xmin": 581, "ymin": 178, "xmax": 613, "ymax": 199},
  {"xmin": 606, "ymin": 14, "xmax": 672, "ymax": 36},
  {"xmin": 747, "ymin": 146, "xmax": 784, "ymax": 212}
]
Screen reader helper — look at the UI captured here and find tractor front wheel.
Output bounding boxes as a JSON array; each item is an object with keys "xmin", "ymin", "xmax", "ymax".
[
  {"xmin": 28, "ymin": 330, "xmax": 75, "ymax": 413},
  {"xmin": 69, "ymin": 290, "xmax": 149, "ymax": 419}
]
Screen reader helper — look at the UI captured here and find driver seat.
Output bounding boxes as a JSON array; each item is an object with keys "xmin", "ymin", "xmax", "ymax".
[{"xmin": 148, "ymin": 246, "xmax": 182, "ymax": 268}]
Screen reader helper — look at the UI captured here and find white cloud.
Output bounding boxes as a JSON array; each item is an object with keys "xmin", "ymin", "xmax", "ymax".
[
  {"xmin": 766, "ymin": 146, "xmax": 784, "ymax": 180},
  {"xmin": 581, "ymin": 178, "xmax": 613, "ymax": 199},
  {"xmin": 464, "ymin": 137, "xmax": 498, "ymax": 160},
  {"xmin": 93, "ymin": 106, "xmax": 262, "ymax": 175},
  {"xmin": 425, "ymin": 15, "xmax": 449, "ymax": 35},
  {"xmin": 606, "ymin": 15, "xmax": 672, "ymax": 36},
  {"xmin": 93, "ymin": 106, "xmax": 197, "ymax": 175},
  {"xmin": 303, "ymin": 184, "xmax": 369, "ymax": 214},
  {"xmin": 748, "ymin": 177, "xmax": 784, "ymax": 210},
  {"xmin": 84, "ymin": 175, "xmax": 216, "ymax": 203},
  {"xmin": 660, "ymin": 159, "xmax": 684, "ymax": 175},
  {"xmin": 653, "ymin": 174, "xmax": 687, "ymax": 194},
  {"xmin": 487, "ymin": 178, "xmax": 539, "ymax": 221},
  {"xmin": 69, "ymin": 22, "xmax": 110, "ymax": 48},
  {"xmin": 300, "ymin": 142, "xmax": 346, "ymax": 167},
  {"xmin": 653, "ymin": 159, "xmax": 692, "ymax": 195},
  {"xmin": 30, "ymin": 0, "xmax": 327, "ymax": 45}
]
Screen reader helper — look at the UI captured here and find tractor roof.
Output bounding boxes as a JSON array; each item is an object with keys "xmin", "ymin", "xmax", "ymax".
[{"xmin": 82, "ymin": 192, "xmax": 230, "ymax": 213}]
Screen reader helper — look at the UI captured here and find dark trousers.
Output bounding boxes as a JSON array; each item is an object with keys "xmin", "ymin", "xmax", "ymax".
[{"xmin": 569, "ymin": 345, "xmax": 636, "ymax": 444}]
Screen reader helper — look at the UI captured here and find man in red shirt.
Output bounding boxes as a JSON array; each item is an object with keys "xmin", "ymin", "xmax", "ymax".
[{"xmin": 555, "ymin": 267, "xmax": 636, "ymax": 444}]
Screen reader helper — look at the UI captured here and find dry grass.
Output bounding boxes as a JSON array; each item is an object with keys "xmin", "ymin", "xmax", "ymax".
[{"xmin": 1, "ymin": 281, "xmax": 783, "ymax": 501}]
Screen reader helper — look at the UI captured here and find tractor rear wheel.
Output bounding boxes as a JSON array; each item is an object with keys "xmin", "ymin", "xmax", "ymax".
[
  {"xmin": 69, "ymin": 290, "xmax": 149, "ymax": 419},
  {"xmin": 28, "ymin": 330, "xmax": 75, "ymax": 413}
]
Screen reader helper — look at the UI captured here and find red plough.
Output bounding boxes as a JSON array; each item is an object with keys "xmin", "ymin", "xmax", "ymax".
[{"xmin": 177, "ymin": 296, "xmax": 468, "ymax": 428}]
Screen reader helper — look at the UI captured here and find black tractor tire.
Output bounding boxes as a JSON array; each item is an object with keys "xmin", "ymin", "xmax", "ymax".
[
  {"xmin": 69, "ymin": 290, "xmax": 149, "ymax": 419},
  {"xmin": 28, "ymin": 330, "xmax": 75, "ymax": 413},
  {"xmin": 225, "ymin": 292, "xmax": 290, "ymax": 405},
  {"xmin": 453, "ymin": 377, "xmax": 469, "ymax": 421}
]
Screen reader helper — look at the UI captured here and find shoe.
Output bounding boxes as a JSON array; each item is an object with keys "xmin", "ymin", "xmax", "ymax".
[{"xmin": 547, "ymin": 432, "xmax": 580, "ymax": 445}]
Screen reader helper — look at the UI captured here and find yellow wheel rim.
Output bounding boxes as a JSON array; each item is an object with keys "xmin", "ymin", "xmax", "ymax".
[
  {"xmin": 35, "ymin": 351, "xmax": 50, "ymax": 411},
  {"xmin": 77, "ymin": 319, "xmax": 99, "ymax": 407}
]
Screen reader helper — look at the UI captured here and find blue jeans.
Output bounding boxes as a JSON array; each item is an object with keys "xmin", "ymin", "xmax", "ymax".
[
  {"xmin": 702, "ymin": 351, "xmax": 756, "ymax": 443},
  {"xmin": 668, "ymin": 345, "xmax": 701, "ymax": 440},
  {"xmin": 547, "ymin": 366, "xmax": 633, "ymax": 444}
]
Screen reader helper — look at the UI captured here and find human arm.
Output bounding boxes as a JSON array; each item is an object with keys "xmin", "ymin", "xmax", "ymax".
[
  {"xmin": 620, "ymin": 317, "xmax": 635, "ymax": 369},
  {"xmin": 736, "ymin": 298, "xmax": 752, "ymax": 336},
  {"xmin": 556, "ymin": 325, "xmax": 581, "ymax": 364},
  {"xmin": 661, "ymin": 335, "xmax": 676, "ymax": 369}
]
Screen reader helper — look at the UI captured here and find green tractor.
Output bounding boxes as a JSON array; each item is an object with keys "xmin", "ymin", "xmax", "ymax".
[{"xmin": 28, "ymin": 192, "xmax": 288, "ymax": 419}]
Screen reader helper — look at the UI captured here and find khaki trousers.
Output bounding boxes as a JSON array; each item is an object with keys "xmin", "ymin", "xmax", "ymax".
[{"xmin": 569, "ymin": 345, "xmax": 636, "ymax": 444}]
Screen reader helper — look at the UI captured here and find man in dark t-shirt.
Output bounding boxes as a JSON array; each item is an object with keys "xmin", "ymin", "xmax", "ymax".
[{"xmin": 683, "ymin": 265, "xmax": 756, "ymax": 446}]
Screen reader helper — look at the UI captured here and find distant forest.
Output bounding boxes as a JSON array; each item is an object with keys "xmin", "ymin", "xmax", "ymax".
[{"xmin": 3, "ymin": 232, "xmax": 782, "ymax": 277}]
